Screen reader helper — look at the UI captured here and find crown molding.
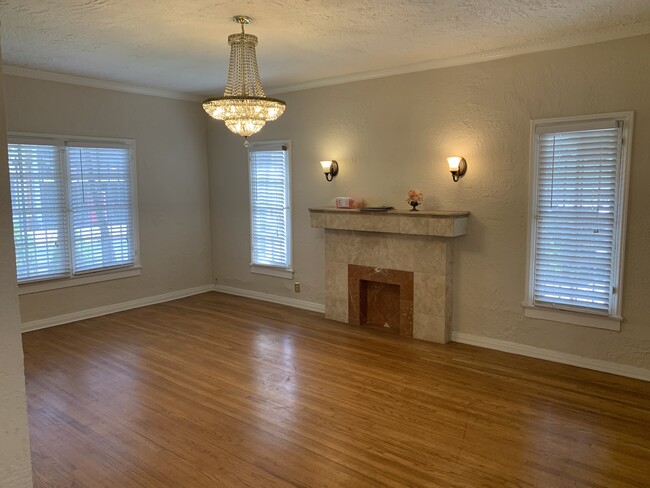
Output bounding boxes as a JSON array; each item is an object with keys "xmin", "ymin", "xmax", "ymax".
[
  {"xmin": 1, "ymin": 65, "xmax": 203, "ymax": 102},
  {"xmin": 266, "ymin": 22, "xmax": 650, "ymax": 96},
  {"xmin": 4, "ymin": 22, "xmax": 650, "ymax": 101}
]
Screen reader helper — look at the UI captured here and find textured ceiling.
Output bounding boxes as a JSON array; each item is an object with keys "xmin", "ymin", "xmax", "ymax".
[{"xmin": 1, "ymin": 0, "xmax": 650, "ymax": 97}]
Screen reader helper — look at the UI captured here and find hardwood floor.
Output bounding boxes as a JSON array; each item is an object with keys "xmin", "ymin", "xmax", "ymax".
[{"xmin": 23, "ymin": 292, "xmax": 650, "ymax": 487}]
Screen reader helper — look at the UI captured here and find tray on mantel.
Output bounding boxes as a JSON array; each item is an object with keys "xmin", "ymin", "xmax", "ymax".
[{"xmin": 359, "ymin": 206, "xmax": 395, "ymax": 212}]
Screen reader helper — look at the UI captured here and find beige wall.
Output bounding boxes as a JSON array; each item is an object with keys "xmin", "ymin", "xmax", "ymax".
[
  {"xmin": 209, "ymin": 34, "xmax": 650, "ymax": 371},
  {"xmin": 0, "ymin": 62, "xmax": 34, "ymax": 485},
  {"xmin": 4, "ymin": 76, "xmax": 213, "ymax": 322}
]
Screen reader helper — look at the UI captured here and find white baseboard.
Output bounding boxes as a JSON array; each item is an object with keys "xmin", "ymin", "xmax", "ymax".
[
  {"xmin": 211, "ymin": 287, "xmax": 648, "ymax": 381},
  {"xmin": 21, "ymin": 284, "xmax": 647, "ymax": 381},
  {"xmin": 452, "ymin": 332, "xmax": 650, "ymax": 382},
  {"xmin": 21, "ymin": 285, "xmax": 214, "ymax": 333},
  {"xmin": 213, "ymin": 285, "xmax": 325, "ymax": 313}
]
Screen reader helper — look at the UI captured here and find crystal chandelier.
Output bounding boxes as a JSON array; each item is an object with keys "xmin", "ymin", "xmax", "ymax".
[{"xmin": 203, "ymin": 16, "xmax": 286, "ymax": 144}]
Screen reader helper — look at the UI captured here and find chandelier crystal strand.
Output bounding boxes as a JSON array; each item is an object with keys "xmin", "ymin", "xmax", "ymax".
[{"xmin": 202, "ymin": 16, "xmax": 286, "ymax": 144}]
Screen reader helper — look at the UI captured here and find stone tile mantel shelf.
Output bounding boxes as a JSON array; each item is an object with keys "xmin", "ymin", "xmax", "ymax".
[
  {"xmin": 309, "ymin": 207, "xmax": 469, "ymax": 238},
  {"xmin": 309, "ymin": 207, "xmax": 470, "ymax": 344}
]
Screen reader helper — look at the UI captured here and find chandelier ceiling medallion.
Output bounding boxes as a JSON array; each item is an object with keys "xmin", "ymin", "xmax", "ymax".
[{"xmin": 203, "ymin": 16, "xmax": 286, "ymax": 145}]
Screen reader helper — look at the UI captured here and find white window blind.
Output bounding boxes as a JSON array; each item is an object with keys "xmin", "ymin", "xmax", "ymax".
[
  {"xmin": 529, "ymin": 117, "xmax": 628, "ymax": 317},
  {"xmin": 8, "ymin": 143, "xmax": 69, "ymax": 281},
  {"xmin": 7, "ymin": 135, "xmax": 137, "ymax": 284},
  {"xmin": 249, "ymin": 142, "xmax": 291, "ymax": 270},
  {"xmin": 67, "ymin": 144, "xmax": 135, "ymax": 273}
]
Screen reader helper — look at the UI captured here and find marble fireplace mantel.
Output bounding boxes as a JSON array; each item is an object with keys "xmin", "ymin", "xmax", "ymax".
[
  {"xmin": 309, "ymin": 207, "xmax": 469, "ymax": 344},
  {"xmin": 309, "ymin": 207, "xmax": 469, "ymax": 237}
]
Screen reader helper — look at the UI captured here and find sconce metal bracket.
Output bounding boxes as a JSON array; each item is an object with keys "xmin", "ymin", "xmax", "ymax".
[
  {"xmin": 325, "ymin": 160, "xmax": 339, "ymax": 181},
  {"xmin": 451, "ymin": 158, "xmax": 467, "ymax": 182}
]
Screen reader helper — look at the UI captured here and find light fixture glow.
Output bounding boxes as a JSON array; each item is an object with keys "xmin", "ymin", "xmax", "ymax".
[
  {"xmin": 320, "ymin": 160, "xmax": 338, "ymax": 181},
  {"xmin": 202, "ymin": 16, "xmax": 286, "ymax": 145},
  {"xmin": 447, "ymin": 156, "xmax": 467, "ymax": 182}
]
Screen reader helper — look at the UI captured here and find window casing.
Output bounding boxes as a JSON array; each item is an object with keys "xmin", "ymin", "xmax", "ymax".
[
  {"xmin": 525, "ymin": 113, "xmax": 633, "ymax": 330},
  {"xmin": 248, "ymin": 141, "xmax": 292, "ymax": 279},
  {"xmin": 8, "ymin": 134, "xmax": 139, "ymax": 292}
]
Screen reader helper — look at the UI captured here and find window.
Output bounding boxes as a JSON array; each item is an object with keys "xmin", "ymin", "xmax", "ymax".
[
  {"xmin": 525, "ymin": 113, "xmax": 633, "ymax": 330},
  {"xmin": 248, "ymin": 141, "xmax": 292, "ymax": 279},
  {"xmin": 8, "ymin": 134, "xmax": 139, "ymax": 291}
]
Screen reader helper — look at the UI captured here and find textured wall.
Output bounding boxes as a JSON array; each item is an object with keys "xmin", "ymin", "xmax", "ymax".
[
  {"xmin": 209, "ymin": 34, "xmax": 650, "ymax": 371},
  {"xmin": 0, "ymin": 62, "xmax": 34, "ymax": 486},
  {"xmin": 4, "ymin": 76, "xmax": 213, "ymax": 322}
]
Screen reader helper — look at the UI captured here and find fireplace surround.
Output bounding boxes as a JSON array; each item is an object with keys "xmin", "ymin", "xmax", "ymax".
[
  {"xmin": 310, "ymin": 208, "xmax": 469, "ymax": 343},
  {"xmin": 348, "ymin": 264, "xmax": 414, "ymax": 336}
]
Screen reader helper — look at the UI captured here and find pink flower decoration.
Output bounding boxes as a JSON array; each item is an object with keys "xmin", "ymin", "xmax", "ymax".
[{"xmin": 406, "ymin": 189, "xmax": 423, "ymax": 203}]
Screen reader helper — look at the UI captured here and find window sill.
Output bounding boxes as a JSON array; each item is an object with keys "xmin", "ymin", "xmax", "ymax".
[
  {"xmin": 523, "ymin": 304, "xmax": 621, "ymax": 331},
  {"xmin": 18, "ymin": 267, "xmax": 142, "ymax": 295},
  {"xmin": 250, "ymin": 265, "xmax": 294, "ymax": 280}
]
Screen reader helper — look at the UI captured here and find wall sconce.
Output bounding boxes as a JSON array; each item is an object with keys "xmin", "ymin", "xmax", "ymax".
[
  {"xmin": 320, "ymin": 160, "xmax": 339, "ymax": 181},
  {"xmin": 447, "ymin": 156, "xmax": 467, "ymax": 182}
]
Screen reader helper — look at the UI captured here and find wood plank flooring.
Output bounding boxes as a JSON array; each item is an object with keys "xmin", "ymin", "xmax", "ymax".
[{"xmin": 22, "ymin": 292, "xmax": 650, "ymax": 487}]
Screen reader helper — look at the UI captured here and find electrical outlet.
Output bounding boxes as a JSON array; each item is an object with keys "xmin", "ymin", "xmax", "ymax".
[{"xmin": 294, "ymin": 282, "xmax": 300, "ymax": 293}]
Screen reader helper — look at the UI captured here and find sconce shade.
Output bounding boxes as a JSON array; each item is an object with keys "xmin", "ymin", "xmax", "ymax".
[
  {"xmin": 320, "ymin": 160, "xmax": 338, "ymax": 181},
  {"xmin": 447, "ymin": 157, "xmax": 462, "ymax": 171},
  {"xmin": 446, "ymin": 156, "xmax": 467, "ymax": 182}
]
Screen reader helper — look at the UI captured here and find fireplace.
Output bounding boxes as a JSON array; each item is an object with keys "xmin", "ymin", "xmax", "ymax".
[
  {"xmin": 310, "ymin": 208, "xmax": 468, "ymax": 344},
  {"xmin": 348, "ymin": 264, "xmax": 413, "ymax": 336}
]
